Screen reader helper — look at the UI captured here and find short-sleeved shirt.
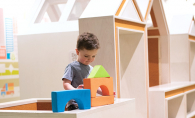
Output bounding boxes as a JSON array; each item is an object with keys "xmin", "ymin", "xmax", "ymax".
[{"xmin": 62, "ymin": 61, "xmax": 93, "ymax": 88}]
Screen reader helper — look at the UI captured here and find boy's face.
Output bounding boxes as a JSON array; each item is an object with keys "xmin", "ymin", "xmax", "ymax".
[{"xmin": 75, "ymin": 48, "xmax": 98, "ymax": 65}]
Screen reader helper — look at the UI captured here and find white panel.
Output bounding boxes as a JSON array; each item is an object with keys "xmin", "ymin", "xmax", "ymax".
[
  {"xmin": 120, "ymin": 0, "xmax": 141, "ymax": 22},
  {"xmin": 18, "ymin": 31, "xmax": 79, "ymax": 99},
  {"xmin": 149, "ymin": 91, "xmax": 165, "ymax": 118},
  {"xmin": 152, "ymin": 0, "xmax": 169, "ymax": 35},
  {"xmin": 119, "ymin": 33, "xmax": 147, "ymax": 118},
  {"xmin": 134, "ymin": 0, "xmax": 150, "ymax": 19},
  {"xmin": 169, "ymin": 14, "xmax": 193, "ymax": 34},
  {"xmin": 0, "ymin": 98, "xmax": 135, "ymax": 118},
  {"xmin": 170, "ymin": 34, "xmax": 190, "ymax": 82},
  {"xmin": 80, "ymin": 0, "xmax": 123, "ymax": 18},
  {"xmin": 190, "ymin": 42, "xmax": 195, "ymax": 81},
  {"xmin": 79, "ymin": 16, "xmax": 116, "ymax": 94}
]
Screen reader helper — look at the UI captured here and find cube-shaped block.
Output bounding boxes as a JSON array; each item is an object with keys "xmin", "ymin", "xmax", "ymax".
[
  {"xmin": 91, "ymin": 95, "xmax": 114, "ymax": 107},
  {"xmin": 51, "ymin": 89, "xmax": 91, "ymax": 112},
  {"xmin": 83, "ymin": 77, "xmax": 113, "ymax": 98}
]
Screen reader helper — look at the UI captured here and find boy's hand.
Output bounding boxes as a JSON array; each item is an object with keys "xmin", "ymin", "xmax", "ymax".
[{"xmin": 77, "ymin": 84, "xmax": 84, "ymax": 89}]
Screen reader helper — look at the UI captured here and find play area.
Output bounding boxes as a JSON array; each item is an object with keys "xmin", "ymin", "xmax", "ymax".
[{"xmin": 0, "ymin": 0, "xmax": 195, "ymax": 118}]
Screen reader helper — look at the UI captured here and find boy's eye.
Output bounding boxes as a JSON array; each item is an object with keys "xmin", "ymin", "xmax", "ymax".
[
  {"xmin": 92, "ymin": 56, "xmax": 95, "ymax": 57},
  {"xmin": 85, "ymin": 56, "xmax": 88, "ymax": 57}
]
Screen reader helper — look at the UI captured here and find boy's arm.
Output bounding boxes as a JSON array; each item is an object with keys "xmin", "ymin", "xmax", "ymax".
[
  {"xmin": 63, "ymin": 79, "xmax": 83, "ymax": 90},
  {"xmin": 63, "ymin": 79, "xmax": 76, "ymax": 90}
]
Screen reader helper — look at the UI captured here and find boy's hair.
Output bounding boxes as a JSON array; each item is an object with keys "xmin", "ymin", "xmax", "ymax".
[{"xmin": 77, "ymin": 32, "xmax": 100, "ymax": 50}]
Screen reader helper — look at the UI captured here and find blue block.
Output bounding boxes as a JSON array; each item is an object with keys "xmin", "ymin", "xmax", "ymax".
[
  {"xmin": 51, "ymin": 89, "xmax": 91, "ymax": 112},
  {"xmin": 7, "ymin": 53, "xmax": 10, "ymax": 59}
]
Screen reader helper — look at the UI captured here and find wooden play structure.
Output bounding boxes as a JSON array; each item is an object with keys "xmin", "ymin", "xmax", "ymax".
[{"xmin": 0, "ymin": 0, "xmax": 194, "ymax": 118}]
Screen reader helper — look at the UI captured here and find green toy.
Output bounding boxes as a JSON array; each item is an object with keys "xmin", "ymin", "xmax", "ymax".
[{"xmin": 88, "ymin": 65, "xmax": 110, "ymax": 78}]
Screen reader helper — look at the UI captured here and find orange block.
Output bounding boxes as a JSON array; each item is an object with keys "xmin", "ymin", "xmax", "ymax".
[
  {"xmin": 83, "ymin": 77, "xmax": 113, "ymax": 98},
  {"xmin": 91, "ymin": 95, "xmax": 114, "ymax": 107}
]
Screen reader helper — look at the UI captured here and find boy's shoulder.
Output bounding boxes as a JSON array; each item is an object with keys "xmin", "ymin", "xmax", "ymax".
[
  {"xmin": 67, "ymin": 61, "xmax": 79, "ymax": 68},
  {"xmin": 68, "ymin": 61, "xmax": 93, "ymax": 69}
]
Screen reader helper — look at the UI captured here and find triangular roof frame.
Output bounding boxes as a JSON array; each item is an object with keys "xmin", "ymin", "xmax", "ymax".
[
  {"xmin": 115, "ymin": 0, "xmax": 154, "ymax": 22},
  {"xmin": 24, "ymin": 0, "xmax": 89, "ymax": 34}
]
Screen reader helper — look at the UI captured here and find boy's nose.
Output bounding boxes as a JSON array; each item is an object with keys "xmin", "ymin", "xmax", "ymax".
[{"xmin": 88, "ymin": 57, "xmax": 92, "ymax": 60}]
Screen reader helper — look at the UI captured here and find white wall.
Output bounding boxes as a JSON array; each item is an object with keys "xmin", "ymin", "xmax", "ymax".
[{"xmin": 18, "ymin": 31, "xmax": 78, "ymax": 99}]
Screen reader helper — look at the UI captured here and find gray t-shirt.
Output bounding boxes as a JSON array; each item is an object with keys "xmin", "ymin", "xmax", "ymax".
[{"xmin": 62, "ymin": 61, "xmax": 93, "ymax": 88}]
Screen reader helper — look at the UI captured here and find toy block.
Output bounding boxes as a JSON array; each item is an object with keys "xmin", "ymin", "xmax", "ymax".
[
  {"xmin": 88, "ymin": 65, "xmax": 110, "ymax": 78},
  {"xmin": 91, "ymin": 95, "xmax": 114, "ymax": 107},
  {"xmin": 51, "ymin": 89, "xmax": 91, "ymax": 112},
  {"xmin": 83, "ymin": 77, "xmax": 113, "ymax": 98}
]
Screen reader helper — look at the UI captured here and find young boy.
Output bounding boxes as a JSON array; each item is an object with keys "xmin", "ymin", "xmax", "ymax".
[{"xmin": 62, "ymin": 32, "xmax": 101, "ymax": 110}]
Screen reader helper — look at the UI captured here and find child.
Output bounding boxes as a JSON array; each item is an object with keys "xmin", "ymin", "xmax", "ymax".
[{"xmin": 62, "ymin": 32, "xmax": 101, "ymax": 110}]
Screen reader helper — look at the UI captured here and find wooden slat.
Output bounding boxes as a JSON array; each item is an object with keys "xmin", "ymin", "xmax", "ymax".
[
  {"xmin": 37, "ymin": 102, "xmax": 52, "ymax": 110},
  {"xmin": 165, "ymin": 85, "xmax": 195, "ymax": 98},
  {"xmin": 132, "ymin": 0, "xmax": 142, "ymax": 21},
  {"xmin": 144, "ymin": 0, "xmax": 152, "ymax": 20},
  {"xmin": 189, "ymin": 35, "xmax": 195, "ymax": 41},
  {"xmin": 115, "ymin": 0, "xmax": 126, "ymax": 16},
  {"xmin": 115, "ymin": 18, "xmax": 145, "ymax": 31},
  {"xmin": 165, "ymin": 88, "xmax": 184, "ymax": 98},
  {"xmin": 115, "ymin": 27, "xmax": 120, "ymax": 98},
  {"xmin": 0, "ymin": 103, "xmax": 37, "ymax": 110}
]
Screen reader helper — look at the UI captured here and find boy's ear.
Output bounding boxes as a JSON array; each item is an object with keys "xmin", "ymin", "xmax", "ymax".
[{"xmin": 75, "ymin": 49, "xmax": 79, "ymax": 55}]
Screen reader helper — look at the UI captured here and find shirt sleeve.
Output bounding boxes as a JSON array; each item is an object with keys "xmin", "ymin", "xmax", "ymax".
[{"xmin": 62, "ymin": 64, "xmax": 74, "ymax": 81}]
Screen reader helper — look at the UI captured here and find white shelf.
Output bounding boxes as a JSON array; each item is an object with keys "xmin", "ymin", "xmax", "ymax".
[
  {"xmin": 166, "ymin": 94, "xmax": 186, "ymax": 118},
  {"xmin": 149, "ymin": 82, "xmax": 195, "ymax": 92},
  {"xmin": 149, "ymin": 82, "xmax": 195, "ymax": 118}
]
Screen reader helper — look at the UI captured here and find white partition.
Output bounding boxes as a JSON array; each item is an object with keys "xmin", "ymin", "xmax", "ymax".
[
  {"xmin": 190, "ymin": 41, "xmax": 195, "ymax": 81},
  {"xmin": 18, "ymin": 31, "xmax": 78, "ymax": 99},
  {"xmin": 79, "ymin": 16, "xmax": 117, "ymax": 94},
  {"xmin": 118, "ymin": 28, "xmax": 147, "ymax": 118},
  {"xmin": 186, "ymin": 90, "xmax": 195, "ymax": 115}
]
